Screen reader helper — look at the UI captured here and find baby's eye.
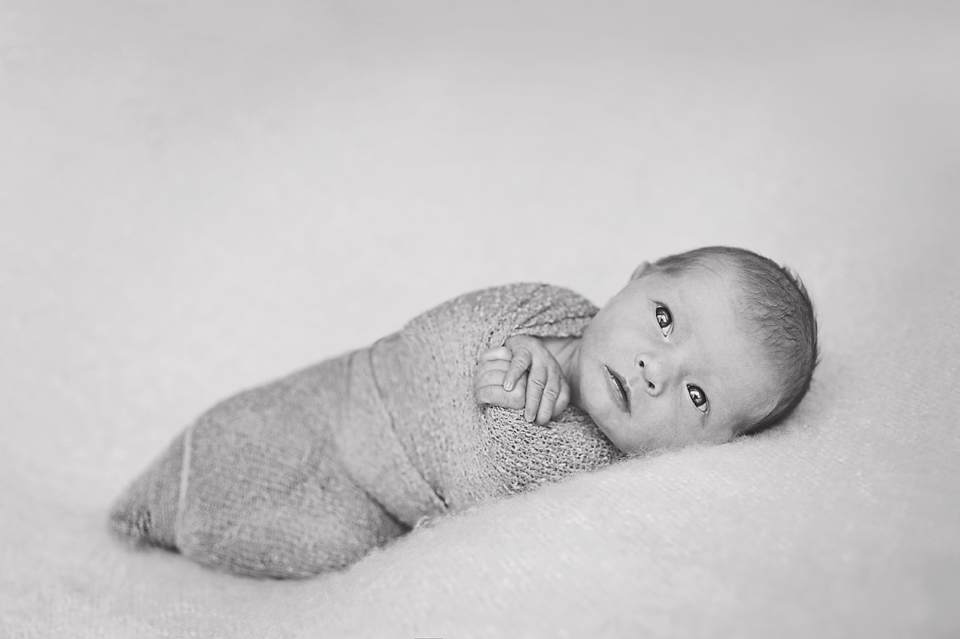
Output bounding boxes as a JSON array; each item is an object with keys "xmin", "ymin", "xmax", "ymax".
[
  {"xmin": 655, "ymin": 304, "xmax": 672, "ymax": 336},
  {"xmin": 687, "ymin": 384, "xmax": 708, "ymax": 413}
]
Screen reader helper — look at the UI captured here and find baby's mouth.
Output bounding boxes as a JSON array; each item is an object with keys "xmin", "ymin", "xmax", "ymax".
[{"xmin": 604, "ymin": 366, "xmax": 630, "ymax": 413}]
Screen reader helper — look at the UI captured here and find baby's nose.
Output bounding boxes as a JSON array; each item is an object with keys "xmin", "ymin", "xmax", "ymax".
[{"xmin": 636, "ymin": 355, "xmax": 665, "ymax": 396}]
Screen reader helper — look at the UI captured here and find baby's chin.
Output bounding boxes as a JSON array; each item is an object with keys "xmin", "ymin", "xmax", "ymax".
[
  {"xmin": 588, "ymin": 407, "xmax": 693, "ymax": 454},
  {"xmin": 577, "ymin": 383, "xmax": 637, "ymax": 452},
  {"xmin": 587, "ymin": 411, "xmax": 646, "ymax": 455}
]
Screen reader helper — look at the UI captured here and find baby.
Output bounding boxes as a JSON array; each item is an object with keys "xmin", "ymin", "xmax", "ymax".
[
  {"xmin": 475, "ymin": 245, "xmax": 818, "ymax": 453},
  {"xmin": 110, "ymin": 245, "xmax": 817, "ymax": 578}
]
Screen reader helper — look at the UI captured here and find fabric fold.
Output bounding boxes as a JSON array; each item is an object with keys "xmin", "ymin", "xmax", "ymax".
[{"xmin": 334, "ymin": 344, "xmax": 449, "ymax": 526}]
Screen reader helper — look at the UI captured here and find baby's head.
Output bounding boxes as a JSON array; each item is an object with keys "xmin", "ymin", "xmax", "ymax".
[{"xmin": 575, "ymin": 246, "xmax": 818, "ymax": 453}]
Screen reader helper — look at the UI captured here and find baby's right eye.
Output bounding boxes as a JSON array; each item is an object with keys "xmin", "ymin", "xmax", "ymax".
[
  {"xmin": 687, "ymin": 384, "xmax": 708, "ymax": 414},
  {"xmin": 655, "ymin": 304, "xmax": 672, "ymax": 337}
]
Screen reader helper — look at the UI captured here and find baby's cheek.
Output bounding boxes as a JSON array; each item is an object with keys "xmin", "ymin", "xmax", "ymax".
[
  {"xmin": 577, "ymin": 375, "xmax": 606, "ymax": 419},
  {"xmin": 627, "ymin": 404, "xmax": 678, "ymax": 449}
]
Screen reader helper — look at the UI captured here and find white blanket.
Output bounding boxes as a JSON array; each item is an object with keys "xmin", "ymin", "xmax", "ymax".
[{"xmin": 2, "ymin": 0, "xmax": 958, "ymax": 636}]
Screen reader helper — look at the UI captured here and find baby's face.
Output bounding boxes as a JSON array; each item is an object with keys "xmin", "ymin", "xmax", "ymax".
[{"xmin": 576, "ymin": 262, "xmax": 780, "ymax": 453}]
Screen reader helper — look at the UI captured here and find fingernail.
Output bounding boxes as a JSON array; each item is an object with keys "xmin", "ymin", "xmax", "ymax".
[{"xmin": 504, "ymin": 380, "xmax": 513, "ymax": 391}]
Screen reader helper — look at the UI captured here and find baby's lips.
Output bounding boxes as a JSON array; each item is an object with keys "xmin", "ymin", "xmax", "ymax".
[{"xmin": 604, "ymin": 365, "xmax": 630, "ymax": 413}]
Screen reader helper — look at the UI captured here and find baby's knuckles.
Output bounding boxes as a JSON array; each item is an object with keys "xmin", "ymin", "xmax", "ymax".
[{"xmin": 477, "ymin": 375, "xmax": 527, "ymax": 410}]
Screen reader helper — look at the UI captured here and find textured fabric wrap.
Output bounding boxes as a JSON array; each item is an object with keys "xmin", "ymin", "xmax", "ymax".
[{"xmin": 109, "ymin": 283, "xmax": 623, "ymax": 577}]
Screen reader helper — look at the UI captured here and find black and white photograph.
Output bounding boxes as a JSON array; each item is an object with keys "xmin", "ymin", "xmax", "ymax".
[{"xmin": 1, "ymin": 1, "xmax": 958, "ymax": 636}]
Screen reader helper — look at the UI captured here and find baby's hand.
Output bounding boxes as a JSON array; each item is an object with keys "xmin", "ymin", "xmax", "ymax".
[
  {"xmin": 503, "ymin": 335, "xmax": 571, "ymax": 424},
  {"xmin": 474, "ymin": 335, "xmax": 570, "ymax": 425},
  {"xmin": 474, "ymin": 346, "xmax": 528, "ymax": 412}
]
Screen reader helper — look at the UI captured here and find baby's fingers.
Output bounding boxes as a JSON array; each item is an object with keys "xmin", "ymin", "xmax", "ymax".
[
  {"xmin": 503, "ymin": 348, "xmax": 533, "ymax": 392},
  {"xmin": 479, "ymin": 346, "xmax": 513, "ymax": 363},
  {"xmin": 476, "ymin": 379, "xmax": 526, "ymax": 410},
  {"xmin": 523, "ymin": 360, "xmax": 550, "ymax": 422},
  {"xmin": 474, "ymin": 365, "xmax": 511, "ymax": 390},
  {"xmin": 536, "ymin": 375, "xmax": 571, "ymax": 425}
]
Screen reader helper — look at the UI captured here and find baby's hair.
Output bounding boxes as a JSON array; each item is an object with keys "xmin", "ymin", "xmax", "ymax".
[{"xmin": 653, "ymin": 246, "xmax": 819, "ymax": 435}]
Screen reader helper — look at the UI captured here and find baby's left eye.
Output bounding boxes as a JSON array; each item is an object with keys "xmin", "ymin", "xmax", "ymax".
[
  {"xmin": 655, "ymin": 304, "xmax": 672, "ymax": 336},
  {"xmin": 687, "ymin": 384, "xmax": 708, "ymax": 413}
]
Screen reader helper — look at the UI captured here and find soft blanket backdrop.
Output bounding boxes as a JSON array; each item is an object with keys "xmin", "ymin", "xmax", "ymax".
[{"xmin": 1, "ymin": 1, "xmax": 958, "ymax": 637}]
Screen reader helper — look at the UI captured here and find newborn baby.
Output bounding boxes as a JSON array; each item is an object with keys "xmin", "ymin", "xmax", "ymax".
[
  {"xmin": 476, "ymin": 246, "xmax": 818, "ymax": 451},
  {"xmin": 110, "ymin": 246, "xmax": 817, "ymax": 578}
]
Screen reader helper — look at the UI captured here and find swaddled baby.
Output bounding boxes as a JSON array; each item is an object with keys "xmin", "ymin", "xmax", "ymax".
[
  {"xmin": 110, "ymin": 246, "xmax": 817, "ymax": 578},
  {"xmin": 479, "ymin": 246, "xmax": 819, "ymax": 451}
]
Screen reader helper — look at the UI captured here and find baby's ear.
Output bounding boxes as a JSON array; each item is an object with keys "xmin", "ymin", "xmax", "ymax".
[{"xmin": 631, "ymin": 261, "xmax": 654, "ymax": 281}]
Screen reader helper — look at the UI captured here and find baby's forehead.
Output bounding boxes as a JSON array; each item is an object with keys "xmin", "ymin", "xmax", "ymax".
[
  {"xmin": 657, "ymin": 262, "xmax": 748, "ymax": 307},
  {"xmin": 664, "ymin": 255, "xmax": 742, "ymax": 282},
  {"xmin": 662, "ymin": 266, "xmax": 781, "ymax": 369}
]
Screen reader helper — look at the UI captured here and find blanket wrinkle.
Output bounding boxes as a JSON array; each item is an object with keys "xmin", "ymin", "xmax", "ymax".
[
  {"xmin": 109, "ymin": 283, "xmax": 623, "ymax": 577},
  {"xmin": 336, "ymin": 344, "xmax": 449, "ymax": 526}
]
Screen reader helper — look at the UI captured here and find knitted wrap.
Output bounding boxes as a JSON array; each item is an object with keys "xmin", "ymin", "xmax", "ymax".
[{"xmin": 109, "ymin": 283, "xmax": 623, "ymax": 577}]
